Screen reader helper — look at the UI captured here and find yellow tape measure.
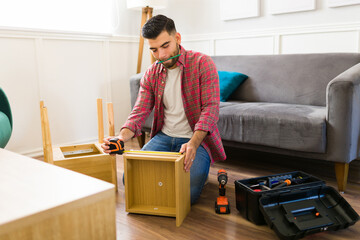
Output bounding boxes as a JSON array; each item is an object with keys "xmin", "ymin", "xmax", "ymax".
[{"xmin": 123, "ymin": 150, "xmax": 183, "ymax": 155}]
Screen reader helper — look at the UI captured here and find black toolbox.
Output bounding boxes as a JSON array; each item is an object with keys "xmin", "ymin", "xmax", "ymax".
[{"xmin": 235, "ymin": 171, "xmax": 359, "ymax": 239}]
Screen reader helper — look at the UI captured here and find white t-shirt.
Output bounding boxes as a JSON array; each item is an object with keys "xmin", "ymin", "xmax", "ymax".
[{"xmin": 161, "ymin": 67, "xmax": 193, "ymax": 138}]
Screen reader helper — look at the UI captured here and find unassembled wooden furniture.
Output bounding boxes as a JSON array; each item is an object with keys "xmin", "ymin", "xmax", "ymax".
[
  {"xmin": 0, "ymin": 148, "xmax": 116, "ymax": 240},
  {"xmin": 123, "ymin": 151, "xmax": 190, "ymax": 227},
  {"xmin": 40, "ymin": 99, "xmax": 117, "ymax": 189}
]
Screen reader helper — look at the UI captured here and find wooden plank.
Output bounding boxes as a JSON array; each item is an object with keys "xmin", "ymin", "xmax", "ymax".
[
  {"xmin": 97, "ymin": 98, "xmax": 104, "ymax": 143},
  {"xmin": 41, "ymin": 106, "xmax": 53, "ymax": 164},
  {"xmin": 107, "ymin": 102, "xmax": 115, "ymax": 136},
  {"xmin": 175, "ymin": 155, "xmax": 190, "ymax": 227}
]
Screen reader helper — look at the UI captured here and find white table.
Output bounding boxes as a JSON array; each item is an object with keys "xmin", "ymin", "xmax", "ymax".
[{"xmin": 0, "ymin": 149, "xmax": 116, "ymax": 240}]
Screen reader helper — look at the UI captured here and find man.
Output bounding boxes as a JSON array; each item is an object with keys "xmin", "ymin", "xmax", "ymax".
[{"xmin": 102, "ymin": 15, "xmax": 226, "ymax": 204}]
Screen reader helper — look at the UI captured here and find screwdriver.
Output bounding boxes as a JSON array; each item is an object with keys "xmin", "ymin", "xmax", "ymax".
[{"xmin": 273, "ymin": 179, "xmax": 291, "ymax": 189}]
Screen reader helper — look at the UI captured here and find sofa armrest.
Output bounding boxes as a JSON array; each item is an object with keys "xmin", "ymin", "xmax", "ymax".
[
  {"xmin": 129, "ymin": 73, "xmax": 153, "ymax": 131},
  {"xmin": 129, "ymin": 73, "xmax": 144, "ymax": 109},
  {"xmin": 326, "ymin": 63, "xmax": 360, "ymax": 163}
]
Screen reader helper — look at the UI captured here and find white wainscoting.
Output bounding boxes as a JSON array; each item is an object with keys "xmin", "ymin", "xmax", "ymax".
[
  {"xmin": 182, "ymin": 22, "xmax": 360, "ymax": 55},
  {"xmin": 1, "ymin": 22, "xmax": 360, "ymax": 156},
  {"xmin": 0, "ymin": 28, "xmax": 139, "ymax": 156}
]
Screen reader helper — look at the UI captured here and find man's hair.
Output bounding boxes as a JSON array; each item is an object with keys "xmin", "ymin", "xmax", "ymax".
[{"xmin": 142, "ymin": 15, "xmax": 176, "ymax": 39}]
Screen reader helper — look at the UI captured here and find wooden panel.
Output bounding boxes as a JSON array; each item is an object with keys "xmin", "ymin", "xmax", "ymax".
[
  {"xmin": 53, "ymin": 143, "xmax": 117, "ymax": 186},
  {"xmin": 175, "ymin": 155, "xmax": 191, "ymax": 227},
  {"xmin": 0, "ymin": 148, "xmax": 115, "ymax": 240},
  {"xmin": 1, "ymin": 196, "xmax": 116, "ymax": 240},
  {"xmin": 123, "ymin": 152, "xmax": 190, "ymax": 226}
]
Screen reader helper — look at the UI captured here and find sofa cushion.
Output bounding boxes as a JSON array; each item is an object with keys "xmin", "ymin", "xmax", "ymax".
[
  {"xmin": 212, "ymin": 53, "xmax": 360, "ymax": 106},
  {"xmin": 218, "ymin": 102, "xmax": 326, "ymax": 153},
  {"xmin": 218, "ymin": 71, "xmax": 248, "ymax": 102}
]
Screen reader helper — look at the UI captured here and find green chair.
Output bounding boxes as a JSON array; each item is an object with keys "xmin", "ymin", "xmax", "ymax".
[{"xmin": 0, "ymin": 88, "xmax": 12, "ymax": 148}]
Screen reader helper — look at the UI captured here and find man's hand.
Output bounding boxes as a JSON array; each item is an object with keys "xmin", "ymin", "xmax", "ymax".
[
  {"xmin": 101, "ymin": 137, "xmax": 125, "ymax": 155},
  {"xmin": 101, "ymin": 136, "xmax": 118, "ymax": 155},
  {"xmin": 179, "ymin": 130, "xmax": 208, "ymax": 172},
  {"xmin": 180, "ymin": 142, "xmax": 197, "ymax": 172},
  {"xmin": 101, "ymin": 128, "xmax": 135, "ymax": 154}
]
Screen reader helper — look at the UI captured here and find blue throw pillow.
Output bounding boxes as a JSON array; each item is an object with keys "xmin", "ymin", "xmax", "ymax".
[{"xmin": 218, "ymin": 71, "xmax": 248, "ymax": 102}]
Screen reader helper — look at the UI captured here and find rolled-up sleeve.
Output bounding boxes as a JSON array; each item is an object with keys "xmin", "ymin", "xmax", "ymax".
[{"xmin": 194, "ymin": 55, "xmax": 220, "ymax": 134}]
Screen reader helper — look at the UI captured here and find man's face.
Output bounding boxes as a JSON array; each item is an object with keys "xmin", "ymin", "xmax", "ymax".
[{"xmin": 148, "ymin": 30, "xmax": 181, "ymax": 69}]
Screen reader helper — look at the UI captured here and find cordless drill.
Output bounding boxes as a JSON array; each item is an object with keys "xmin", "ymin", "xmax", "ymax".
[{"xmin": 215, "ymin": 169, "xmax": 230, "ymax": 214}]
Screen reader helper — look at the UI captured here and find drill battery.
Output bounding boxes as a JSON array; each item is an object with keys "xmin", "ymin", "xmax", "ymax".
[
  {"xmin": 215, "ymin": 196, "xmax": 230, "ymax": 214},
  {"xmin": 215, "ymin": 169, "xmax": 230, "ymax": 214}
]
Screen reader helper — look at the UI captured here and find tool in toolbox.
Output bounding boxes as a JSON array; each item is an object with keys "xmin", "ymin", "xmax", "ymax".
[
  {"xmin": 250, "ymin": 180, "xmax": 271, "ymax": 191},
  {"xmin": 215, "ymin": 169, "xmax": 230, "ymax": 214},
  {"xmin": 272, "ymin": 179, "xmax": 291, "ymax": 189},
  {"xmin": 248, "ymin": 174, "xmax": 312, "ymax": 192}
]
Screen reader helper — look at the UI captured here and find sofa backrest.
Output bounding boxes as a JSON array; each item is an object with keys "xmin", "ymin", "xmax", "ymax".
[{"xmin": 212, "ymin": 53, "xmax": 360, "ymax": 106}]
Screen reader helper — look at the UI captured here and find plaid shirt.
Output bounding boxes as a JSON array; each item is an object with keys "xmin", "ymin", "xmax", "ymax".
[{"xmin": 122, "ymin": 46, "xmax": 226, "ymax": 162}]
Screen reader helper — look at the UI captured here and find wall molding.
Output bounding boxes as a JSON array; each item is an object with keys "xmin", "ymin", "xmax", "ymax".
[
  {"xmin": 0, "ymin": 26, "xmax": 138, "ymax": 42},
  {"xmin": 181, "ymin": 21, "xmax": 360, "ymax": 55},
  {"xmin": 181, "ymin": 21, "xmax": 360, "ymax": 42},
  {"xmin": 2, "ymin": 21, "xmax": 360, "ymax": 47}
]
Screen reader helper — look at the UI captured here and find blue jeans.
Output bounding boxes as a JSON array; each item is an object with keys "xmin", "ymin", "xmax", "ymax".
[{"xmin": 142, "ymin": 131, "xmax": 210, "ymax": 204}]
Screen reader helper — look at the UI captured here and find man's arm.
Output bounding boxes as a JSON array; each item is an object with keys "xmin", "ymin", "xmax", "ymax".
[
  {"xmin": 194, "ymin": 55, "xmax": 220, "ymax": 134},
  {"xmin": 122, "ymin": 69, "xmax": 155, "ymax": 138},
  {"xmin": 101, "ymin": 68, "xmax": 155, "ymax": 154},
  {"xmin": 180, "ymin": 55, "xmax": 220, "ymax": 170}
]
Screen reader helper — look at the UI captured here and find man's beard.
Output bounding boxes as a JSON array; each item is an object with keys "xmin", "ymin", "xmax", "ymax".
[{"xmin": 162, "ymin": 45, "xmax": 180, "ymax": 69}]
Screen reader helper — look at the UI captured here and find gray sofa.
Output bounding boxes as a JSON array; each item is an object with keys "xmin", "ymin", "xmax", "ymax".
[{"xmin": 129, "ymin": 53, "xmax": 360, "ymax": 192}]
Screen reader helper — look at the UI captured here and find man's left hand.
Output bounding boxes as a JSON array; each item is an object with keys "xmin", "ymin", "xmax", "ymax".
[{"xmin": 180, "ymin": 142, "xmax": 197, "ymax": 172}]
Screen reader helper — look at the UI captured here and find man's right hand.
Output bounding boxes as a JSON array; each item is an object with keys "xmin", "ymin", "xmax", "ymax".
[{"xmin": 101, "ymin": 137, "xmax": 125, "ymax": 155}]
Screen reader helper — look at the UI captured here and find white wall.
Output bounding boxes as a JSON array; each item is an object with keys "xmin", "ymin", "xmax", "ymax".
[
  {"xmin": 0, "ymin": 30, "xmax": 139, "ymax": 156},
  {"xmin": 169, "ymin": 0, "xmax": 360, "ymax": 55},
  {"xmin": 165, "ymin": 0, "xmax": 360, "ymax": 35},
  {"xmin": 1, "ymin": 0, "xmax": 360, "ymax": 156}
]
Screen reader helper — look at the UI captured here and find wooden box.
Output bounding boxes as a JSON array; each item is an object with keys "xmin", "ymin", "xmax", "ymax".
[
  {"xmin": 53, "ymin": 143, "xmax": 117, "ymax": 186},
  {"xmin": 40, "ymin": 99, "xmax": 117, "ymax": 189},
  {"xmin": 123, "ymin": 152, "xmax": 190, "ymax": 227}
]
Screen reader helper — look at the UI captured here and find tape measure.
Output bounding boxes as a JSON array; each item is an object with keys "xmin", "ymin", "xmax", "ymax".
[
  {"xmin": 109, "ymin": 138, "xmax": 182, "ymax": 155},
  {"xmin": 123, "ymin": 150, "xmax": 182, "ymax": 155}
]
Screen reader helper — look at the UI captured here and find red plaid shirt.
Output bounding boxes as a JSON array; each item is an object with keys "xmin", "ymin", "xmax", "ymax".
[{"xmin": 122, "ymin": 46, "xmax": 226, "ymax": 162}]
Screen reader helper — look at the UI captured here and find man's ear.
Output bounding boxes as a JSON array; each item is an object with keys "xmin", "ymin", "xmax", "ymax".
[{"xmin": 175, "ymin": 32, "xmax": 181, "ymax": 45}]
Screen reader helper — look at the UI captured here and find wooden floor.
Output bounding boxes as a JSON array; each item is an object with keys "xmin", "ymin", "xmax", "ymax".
[
  {"xmin": 113, "ymin": 138, "xmax": 360, "ymax": 240},
  {"xmin": 33, "ymin": 138, "xmax": 359, "ymax": 239}
]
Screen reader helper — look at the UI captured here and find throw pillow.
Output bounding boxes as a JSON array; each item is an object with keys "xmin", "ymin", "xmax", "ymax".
[{"xmin": 218, "ymin": 71, "xmax": 248, "ymax": 102}]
